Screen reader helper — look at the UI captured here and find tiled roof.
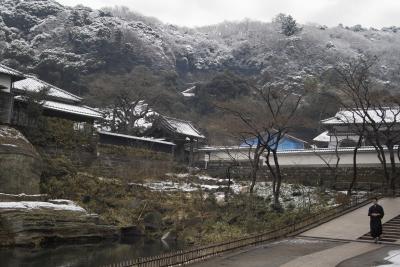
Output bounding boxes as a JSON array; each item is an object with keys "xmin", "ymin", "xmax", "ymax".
[
  {"xmin": 97, "ymin": 130, "xmax": 176, "ymax": 146},
  {"xmin": 313, "ymin": 131, "xmax": 330, "ymax": 142},
  {"xmin": 181, "ymin": 86, "xmax": 196, "ymax": 97},
  {"xmin": 13, "ymin": 75, "xmax": 82, "ymax": 103},
  {"xmin": 322, "ymin": 108, "xmax": 400, "ymax": 125},
  {"xmin": 14, "ymin": 96, "xmax": 102, "ymax": 119},
  {"xmin": 161, "ymin": 116, "xmax": 205, "ymax": 139},
  {"xmin": 0, "ymin": 64, "xmax": 25, "ymax": 81}
]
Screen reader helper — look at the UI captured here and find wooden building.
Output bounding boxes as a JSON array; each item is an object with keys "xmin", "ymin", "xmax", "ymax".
[
  {"xmin": 150, "ymin": 115, "xmax": 205, "ymax": 164},
  {"xmin": 315, "ymin": 108, "xmax": 400, "ymax": 148},
  {"xmin": 0, "ymin": 64, "xmax": 25, "ymax": 124},
  {"xmin": 12, "ymin": 74, "xmax": 102, "ymax": 126},
  {"xmin": 97, "ymin": 130, "xmax": 175, "ymax": 154}
]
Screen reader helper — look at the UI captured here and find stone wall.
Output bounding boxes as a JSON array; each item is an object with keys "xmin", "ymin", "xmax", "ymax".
[
  {"xmin": 43, "ymin": 144, "xmax": 177, "ymax": 182},
  {"xmin": 201, "ymin": 161, "xmax": 388, "ymax": 190}
]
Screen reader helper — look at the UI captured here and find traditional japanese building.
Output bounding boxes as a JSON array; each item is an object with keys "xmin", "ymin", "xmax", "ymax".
[
  {"xmin": 0, "ymin": 64, "xmax": 25, "ymax": 124},
  {"xmin": 314, "ymin": 107, "xmax": 400, "ymax": 148},
  {"xmin": 240, "ymin": 130, "xmax": 307, "ymax": 150},
  {"xmin": 97, "ymin": 130, "xmax": 175, "ymax": 154},
  {"xmin": 12, "ymin": 74, "xmax": 102, "ymax": 126},
  {"xmin": 150, "ymin": 115, "xmax": 205, "ymax": 164}
]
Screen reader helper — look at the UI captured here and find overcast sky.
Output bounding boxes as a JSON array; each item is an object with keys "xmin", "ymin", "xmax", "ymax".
[{"xmin": 57, "ymin": 0, "xmax": 400, "ymax": 28}]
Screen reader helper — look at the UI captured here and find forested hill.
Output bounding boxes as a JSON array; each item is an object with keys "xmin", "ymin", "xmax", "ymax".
[{"xmin": 1, "ymin": 0, "xmax": 400, "ymax": 143}]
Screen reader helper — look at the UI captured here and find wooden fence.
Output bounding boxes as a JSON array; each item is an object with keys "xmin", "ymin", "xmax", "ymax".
[{"xmin": 102, "ymin": 192, "xmax": 381, "ymax": 267}]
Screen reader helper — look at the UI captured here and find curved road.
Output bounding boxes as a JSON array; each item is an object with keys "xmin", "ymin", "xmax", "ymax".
[{"xmin": 190, "ymin": 197, "xmax": 400, "ymax": 267}]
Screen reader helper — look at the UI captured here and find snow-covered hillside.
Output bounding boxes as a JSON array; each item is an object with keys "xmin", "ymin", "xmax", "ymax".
[{"xmin": 1, "ymin": 0, "xmax": 400, "ymax": 90}]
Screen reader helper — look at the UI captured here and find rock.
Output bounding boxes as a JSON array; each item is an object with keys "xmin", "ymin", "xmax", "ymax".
[
  {"xmin": 0, "ymin": 126, "xmax": 42, "ymax": 194},
  {"xmin": 0, "ymin": 200, "xmax": 119, "ymax": 247}
]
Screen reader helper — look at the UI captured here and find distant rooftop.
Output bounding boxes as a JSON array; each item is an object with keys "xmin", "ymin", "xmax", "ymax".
[
  {"xmin": 313, "ymin": 130, "xmax": 330, "ymax": 142},
  {"xmin": 161, "ymin": 116, "xmax": 205, "ymax": 139},
  {"xmin": 322, "ymin": 107, "xmax": 400, "ymax": 125},
  {"xmin": 181, "ymin": 86, "xmax": 196, "ymax": 98},
  {"xmin": 98, "ymin": 130, "xmax": 176, "ymax": 146}
]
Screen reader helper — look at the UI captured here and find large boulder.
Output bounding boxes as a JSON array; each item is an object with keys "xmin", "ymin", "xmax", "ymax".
[
  {"xmin": 0, "ymin": 126, "xmax": 42, "ymax": 194},
  {"xmin": 0, "ymin": 199, "xmax": 119, "ymax": 247}
]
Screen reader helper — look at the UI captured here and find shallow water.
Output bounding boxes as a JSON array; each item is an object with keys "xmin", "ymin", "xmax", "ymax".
[{"xmin": 0, "ymin": 238, "xmax": 184, "ymax": 267}]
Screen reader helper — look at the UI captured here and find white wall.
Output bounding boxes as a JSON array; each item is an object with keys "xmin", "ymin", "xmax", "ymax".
[{"xmin": 198, "ymin": 147, "xmax": 398, "ymax": 168}]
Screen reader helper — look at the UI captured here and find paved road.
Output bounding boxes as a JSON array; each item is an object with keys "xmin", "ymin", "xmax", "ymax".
[
  {"xmin": 301, "ymin": 197, "xmax": 400, "ymax": 241},
  {"xmin": 190, "ymin": 238, "xmax": 342, "ymax": 267},
  {"xmin": 190, "ymin": 197, "xmax": 400, "ymax": 267}
]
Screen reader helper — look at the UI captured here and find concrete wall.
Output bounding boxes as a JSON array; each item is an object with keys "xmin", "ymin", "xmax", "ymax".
[{"xmin": 195, "ymin": 146, "xmax": 398, "ymax": 188}]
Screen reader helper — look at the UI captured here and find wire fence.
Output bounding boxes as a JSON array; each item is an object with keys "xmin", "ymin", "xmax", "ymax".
[{"xmin": 102, "ymin": 191, "xmax": 383, "ymax": 267}]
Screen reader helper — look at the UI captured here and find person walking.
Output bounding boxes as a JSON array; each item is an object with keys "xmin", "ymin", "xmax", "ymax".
[{"xmin": 368, "ymin": 197, "xmax": 384, "ymax": 243}]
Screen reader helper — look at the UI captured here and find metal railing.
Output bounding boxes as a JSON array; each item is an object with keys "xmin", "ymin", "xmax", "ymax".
[{"xmin": 102, "ymin": 192, "xmax": 380, "ymax": 267}]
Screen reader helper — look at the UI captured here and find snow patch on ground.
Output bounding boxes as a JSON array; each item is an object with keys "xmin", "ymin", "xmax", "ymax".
[
  {"xmin": 130, "ymin": 181, "xmax": 222, "ymax": 192},
  {"xmin": 135, "ymin": 173, "xmax": 363, "ymax": 208},
  {"xmin": 0, "ymin": 200, "xmax": 86, "ymax": 212},
  {"xmin": 0, "ymin": 193, "xmax": 44, "ymax": 197},
  {"xmin": 378, "ymin": 250, "xmax": 400, "ymax": 267},
  {"xmin": 0, "ymin": 127, "xmax": 29, "ymax": 143}
]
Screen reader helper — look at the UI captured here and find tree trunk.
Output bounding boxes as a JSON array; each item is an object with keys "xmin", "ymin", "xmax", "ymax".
[
  {"xmin": 272, "ymin": 150, "xmax": 282, "ymax": 208},
  {"xmin": 225, "ymin": 166, "xmax": 232, "ymax": 202},
  {"xmin": 347, "ymin": 135, "xmax": 362, "ymax": 196},
  {"xmin": 388, "ymin": 144, "xmax": 397, "ymax": 195},
  {"xmin": 249, "ymin": 153, "xmax": 260, "ymax": 194},
  {"xmin": 249, "ymin": 145, "xmax": 264, "ymax": 194}
]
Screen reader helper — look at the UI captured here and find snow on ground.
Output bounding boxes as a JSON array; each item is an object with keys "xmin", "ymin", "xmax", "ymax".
[
  {"xmin": 0, "ymin": 200, "xmax": 86, "ymax": 212},
  {"xmin": 134, "ymin": 173, "xmax": 346, "ymax": 208},
  {"xmin": 130, "ymin": 181, "xmax": 220, "ymax": 192},
  {"xmin": 0, "ymin": 126, "xmax": 28, "ymax": 142},
  {"xmin": 0, "ymin": 193, "xmax": 44, "ymax": 197},
  {"xmin": 378, "ymin": 250, "xmax": 400, "ymax": 267}
]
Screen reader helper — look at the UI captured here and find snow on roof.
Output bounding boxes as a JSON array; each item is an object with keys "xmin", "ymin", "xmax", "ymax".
[
  {"xmin": 322, "ymin": 107, "xmax": 400, "ymax": 125},
  {"xmin": 98, "ymin": 130, "xmax": 176, "ymax": 146},
  {"xmin": 13, "ymin": 75, "xmax": 82, "ymax": 103},
  {"xmin": 14, "ymin": 96, "xmax": 102, "ymax": 119},
  {"xmin": 313, "ymin": 131, "xmax": 330, "ymax": 142},
  {"xmin": 0, "ymin": 64, "xmax": 25, "ymax": 81},
  {"xmin": 182, "ymin": 85, "xmax": 196, "ymax": 97},
  {"xmin": 161, "ymin": 116, "xmax": 205, "ymax": 139},
  {"xmin": 0, "ymin": 200, "xmax": 86, "ymax": 212}
]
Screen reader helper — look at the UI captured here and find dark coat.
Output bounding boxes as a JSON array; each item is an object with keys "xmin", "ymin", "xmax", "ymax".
[{"xmin": 368, "ymin": 204, "xmax": 384, "ymax": 238}]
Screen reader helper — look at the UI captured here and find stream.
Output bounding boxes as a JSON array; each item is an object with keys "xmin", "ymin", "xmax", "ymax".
[{"xmin": 0, "ymin": 238, "xmax": 184, "ymax": 267}]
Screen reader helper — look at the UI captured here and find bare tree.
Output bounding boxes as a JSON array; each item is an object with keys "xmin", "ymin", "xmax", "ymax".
[
  {"xmin": 312, "ymin": 133, "xmax": 341, "ymax": 189},
  {"xmin": 334, "ymin": 55, "xmax": 400, "ymax": 194},
  {"xmin": 221, "ymin": 85, "xmax": 302, "ymax": 208}
]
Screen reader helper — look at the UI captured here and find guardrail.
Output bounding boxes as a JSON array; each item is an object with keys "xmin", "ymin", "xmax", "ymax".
[{"xmin": 102, "ymin": 191, "xmax": 382, "ymax": 267}]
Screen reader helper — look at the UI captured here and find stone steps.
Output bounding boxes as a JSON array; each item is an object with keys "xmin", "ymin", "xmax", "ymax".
[{"xmin": 358, "ymin": 215, "xmax": 400, "ymax": 243}]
